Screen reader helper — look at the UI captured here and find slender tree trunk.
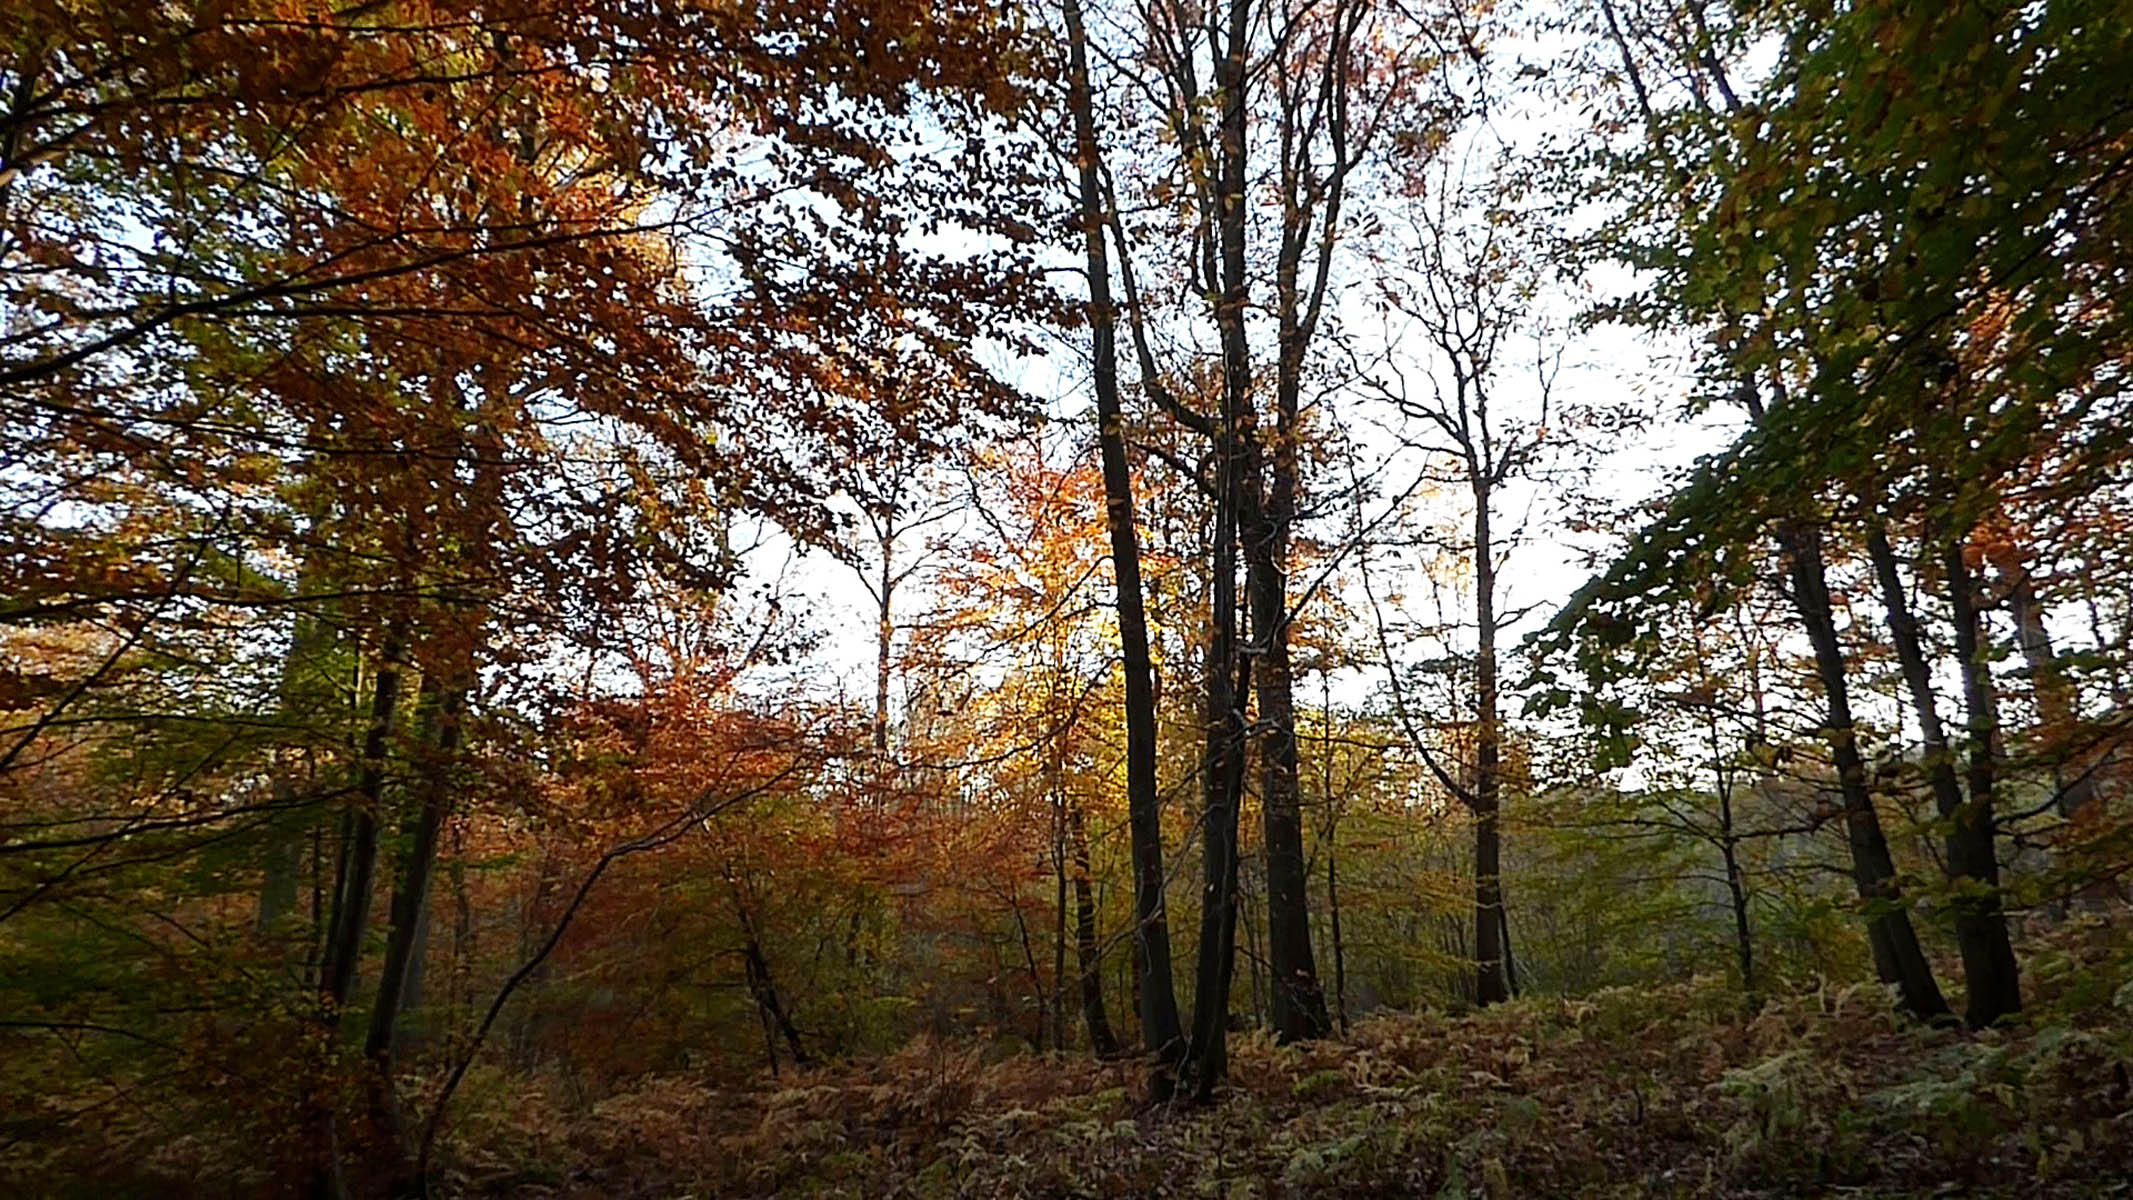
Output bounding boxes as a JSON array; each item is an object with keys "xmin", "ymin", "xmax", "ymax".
[
  {"xmin": 1472, "ymin": 801, "xmax": 1506, "ymax": 1007},
  {"xmin": 358, "ymin": 678, "xmax": 462, "ymax": 1193},
  {"xmin": 1053, "ymin": 785, "xmax": 1070, "ymax": 1052},
  {"xmin": 1326, "ymin": 834, "xmax": 1348, "ymax": 1033},
  {"xmin": 261, "ymin": 521, "xmax": 337, "ymax": 935},
  {"xmin": 874, "ymin": 539, "xmax": 894, "ymax": 756},
  {"xmin": 309, "ymin": 821, "xmax": 328, "ymax": 985},
  {"xmin": 400, "ymin": 892, "xmax": 432, "ymax": 1020},
  {"xmin": 1247, "ymin": 293, "xmax": 1325, "ymax": 1040},
  {"xmin": 1239, "ymin": 874, "xmax": 1265, "ymax": 1028},
  {"xmin": 741, "ymin": 934, "xmax": 810, "ymax": 1072},
  {"xmin": 1781, "ymin": 524, "xmax": 1948, "ymax": 1021},
  {"xmin": 1250, "ymin": 0, "xmax": 1365, "ymax": 1050},
  {"xmin": 261, "ymin": 776, "xmax": 308, "ymax": 933},
  {"xmin": 1443, "ymin": 911, "xmax": 1474, "ymax": 1006},
  {"xmin": 320, "ymin": 640, "xmax": 406, "ymax": 1021},
  {"xmin": 1010, "ymin": 896, "xmax": 1048, "ymax": 1050},
  {"xmin": 2079, "ymin": 555, "xmax": 2132, "ymax": 708},
  {"xmin": 1868, "ymin": 524, "xmax": 2021, "ymax": 1024},
  {"xmin": 844, "ymin": 903, "xmax": 866, "ymax": 969},
  {"xmin": 1321, "ymin": 675, "xmax": 1350, "ymax": 1033},
  {"xmin": 1979, "ymin": 525, "xmax": 2095, "ymax": 819},
  {"xmin": 1721, "ymin": 834, "xmax": 1754, "ymax": 990},
  {"xmin": 1940, "ymin": 536, "xmax": 2023, "ymax": 1026},
  {"xmin": 1500, "ymin": 904, "xmax": 1521, "ymax": 998},
  {"xmin": 1061, "ymin": 0, "xmax": 1182, "ymax": 1091},
  {"xmin": 1049, "ymin": 699, "xmax": 1069, "ymax": 1050},
  {"xmin": 366, "ymin": 682, "xmax": 462, "ymax": 1062},
  {"xmin": 1184, "ymin": 0, "xmax": 1255, "ymax": 1101},
  {"xmin": 754, "ymin": 972, "xmax": 783, "ymax": 1077},
  {"xmin": 508, "ymin": 853, "xmax": 559, "ymax": 1068},
  {"xmin": 1704, "ymin": 705, "xmax": 1756, "ymax": 992},
  {"xmin": 1129, "ymin": 929, "xmax": 1144, "ymax": 1045},
  {"xmin": 730, "ymin": 873, "xmax": 810, "ymax": 1069},
  {"xmin": 1187, "ymin": 591, "xmax": 1250, "ymax": 1097},
  {"xmin": 310, "ymin": 635, "xmax": 405, "ymax": 1200},
  {"xmin": 1258, "ymin": 0, "xmax": 1364, "ymax": 1046},
  {"xmin": 1068, "ymin": 796, "xmax": 1121, "ymax": 1055},
  {"xmin": 1247, "ymin": 467, "xmax": 1327, "ymax": 1039},
  {"xmin": 1717, "ymin": 779, "xmax": 1754, "ymax": 992},
  {"xmin": 449, "ymin": 826, "xmax": 472, "ymax": 1031},
  {"xmin": 1473, "ymin": 494, "xmax": 1509, "ymax": 1006}
]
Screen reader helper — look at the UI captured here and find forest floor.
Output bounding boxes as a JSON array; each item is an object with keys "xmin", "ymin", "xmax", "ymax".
[{"xmin": 446, "ymin": 918, "xmax": 2133, "ymax": 1199}]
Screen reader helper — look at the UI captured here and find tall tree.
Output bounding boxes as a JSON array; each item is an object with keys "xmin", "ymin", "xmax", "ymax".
[
  {"xmin": 1061, "ymin": 0, "xmax": 1185, "ymax": 1084},
  {"xmin": 1069, "ymin": 0, "xmax": 1454, "ymax": 1089},
  {"xmin": 1365, "ymin": 148, "xmax": 1562, "ymax": 1006}
]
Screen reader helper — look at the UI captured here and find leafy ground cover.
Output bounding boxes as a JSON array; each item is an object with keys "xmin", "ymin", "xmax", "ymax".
[{"xmin": 437, "ymin": 917, "xmax": 2133, "ymax": 1198}]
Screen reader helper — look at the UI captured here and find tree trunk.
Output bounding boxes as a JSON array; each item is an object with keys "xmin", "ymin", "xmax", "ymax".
[
  {"xmin": 1129, "ymin": 929, "xmax": 1143, "ymax": 1045},
  {"xmin": 1186, "ymin": 591, "xmax": 1250, "ymax": 1097},
  {"xmin": 1979, "ymin": 524, "xmax": 2095, "ymax": 819},
  {"xmin": 1782, "ymin": 524, "xmax": 1948, "ymax": 1021},
  {"xmin": 1239, "ymin": 873, "xmax": 1265, "ymax": 1028},
  {"xmin": 1010, "ymin": 896, "xmax": 1048, "ymax": 1051},
  {"xmin": 1068, "ymin": 796, "xmax": 1121, "ymax": 1055},
  {"xmin": 1866, "ymin": 524, "xmax": 2020, "ymax": 1025},
  {"xmin": 1183, "ymin": 0, "xmax": 1255, "ymax": 1101},
  {"xmin": 1247, "ymin": 288, "xmax": 1326, "ymax": 1039},
  {"xmin": 449, "ymin": 827, "xmax": 472, "ymax": 1028},
  {"xmin": 1247, "ymin": 466, "xmax": 1328, "ymax": 1039},
  {"xmin": 742, "ymin": 934, "xmax": 810, "ymax": 1072},
  {"xmin": 1321, "ymin": 672, "xmax": 1351, "ymax": 1033},
  {"xmin": 260, "ymin": 526, "xmax": 338, "ymax": 936},
  {"xmin": 1500, "ymin": 903, "xmax": 1521, "ymax": 998},
  {"xmin": 309, "ymin": 820, "xmax": 328, "ymax": 985},
  {"xmin": 309, "ymin": 636, "xmax": 405, "ymax": 1199},
  {"xmin": 1473, "ymin": 804, "xmax": 1506, "ymax": 1004},
  {"xmin": 354, "ymin": 678, "xmax": 462, "ymax": 1194},
  {"xmin": 1327, "ymin": 834, "xmax": 1349, "ymax": 1033},
  {"xmin": 399, "ymin": 890, "xmax": 432, "ymax": 1020},
  {"xmin": 1706, "ymin": 704, "xmax": 1757, "ymax": 992},
  {"xmin": 1940, "ymin": 535, "xmax": 2023, "ymax": 1026},
  {"xmin": 508, "ymin": 853, "xmax": 559, "ymax": 1068},
  {"xmin": 260, "ymin": 776, "xmax": 307, "ymax": 933},
  {"xmin": 320, "ymin": 642, "xmax": 405, "ymax": 1022},
  {"xmin": 1721, "ymin": 834, "xmax": 1755, "ymax": 991},
  {"xmin": 731, "ymin": 874, "xmax": 810, "ymax": 1070},
  {"xmin": 1473, "ymin": 494, "xmax": 1509, "ymax": 1005},
  {"xmin": 1061, "ymin": 0, "xmax": 1182, "ymax": 1091},
  {"xmin": 1053, "ymin": 789, "xmax": 1070, "ymax": 1052},
  {"xmin": 875, "ymin": 536, "xmax": 894, "ymax": 756},
  {"xmin": 366, "ymin": 682, "xmax": 462, "ymax": 1062}
]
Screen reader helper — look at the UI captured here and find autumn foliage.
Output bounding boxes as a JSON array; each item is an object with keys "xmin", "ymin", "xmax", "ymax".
[{"xmin": 6, "ymin": 0, "xmax": 2133, "ymax": 1196}]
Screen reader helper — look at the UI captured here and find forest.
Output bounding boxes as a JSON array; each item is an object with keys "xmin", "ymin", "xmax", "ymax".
[{"xmin": 2, "ymin": 0, "xmax": 2131, "ymax": 1195}]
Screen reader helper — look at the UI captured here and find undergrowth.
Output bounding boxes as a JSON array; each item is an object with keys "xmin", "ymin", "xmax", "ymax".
[{"xmin": 436, "ymin": 917, "xmax": 2133, "ymax": 1198}]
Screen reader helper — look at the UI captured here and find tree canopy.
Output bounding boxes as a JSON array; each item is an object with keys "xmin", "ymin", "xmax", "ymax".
[{"xmin": 4, "ymin": 0, "xmax": 2132, "ymax": 1195}]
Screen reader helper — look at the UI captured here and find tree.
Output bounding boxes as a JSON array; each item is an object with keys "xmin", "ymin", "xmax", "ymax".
[
  {"xmin": 1061, "ymin": 0, "xmax": 1186, "ymax": 1082},
  {"xmin": 2, "ymin": 0, "xmax": 1058, "ymax": 1184},
  {"xmin": 1065, "ymin": 0, "xmax": 1456, "ymax": 1091},
  {"xmin": 1362, "ymin": 144, "xmax": 1566, "ymax": 1006},
  {"xmin": 1552, "ymin": 0, "xmax": 2132, "ymax": 1024}
]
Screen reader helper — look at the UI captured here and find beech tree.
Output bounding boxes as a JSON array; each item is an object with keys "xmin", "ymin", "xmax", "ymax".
[
  {"xmin": 1058, "ymin": 0, "xmax": 1458, "ymax": 1093},
  {"xmin": 1061, "ymin": 0, "xmax": 1186, "ymax": 1083},
  {"xmin": 1550, "ymin": 0, "xmax": 2133, "ymax": 1025},
  {"xmin": 1361, "ymin": 144, "xmax": 1568, "ymax": 1006},
  {"xmin": 2, "ymin": 0, "xmax": 1055, "ymax": 1185}
]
